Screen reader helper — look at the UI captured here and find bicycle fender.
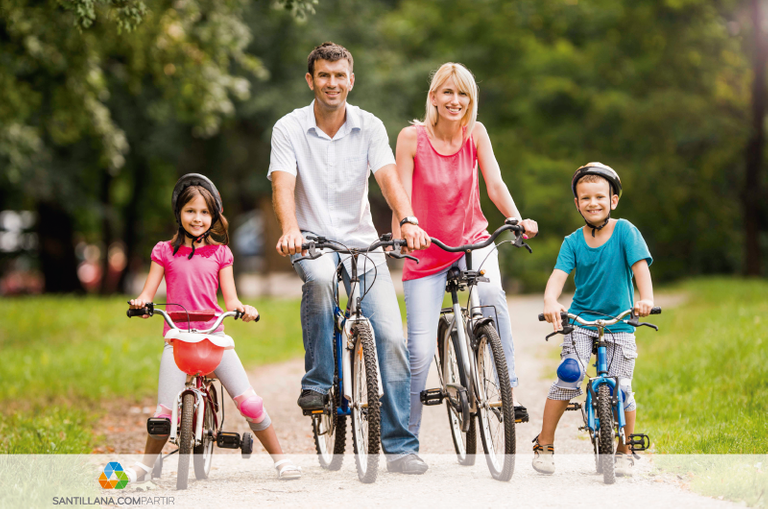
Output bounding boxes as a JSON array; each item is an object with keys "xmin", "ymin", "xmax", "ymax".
[{"xmin": 471, "ymin": 317, "xmax": 495, "ymax": 337}]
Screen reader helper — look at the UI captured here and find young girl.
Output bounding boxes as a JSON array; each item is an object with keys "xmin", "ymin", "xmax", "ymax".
[
  {"xmin": 392, "ymin": 63, "xmax": 539, "ymax": 437},
  {"xmin": 127, "ymin": 173, "xmax": 300, "ymax": 482}
]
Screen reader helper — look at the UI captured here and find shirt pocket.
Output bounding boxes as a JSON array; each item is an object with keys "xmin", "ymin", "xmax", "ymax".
[{"xmin": 336, "ymin": 155, "xmax": 369, "ymax": 194}]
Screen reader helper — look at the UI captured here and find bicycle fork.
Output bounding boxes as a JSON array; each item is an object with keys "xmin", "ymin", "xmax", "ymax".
[{"xmin": 169, "ymin": 383, "xmax": 206, "ymax": 447}]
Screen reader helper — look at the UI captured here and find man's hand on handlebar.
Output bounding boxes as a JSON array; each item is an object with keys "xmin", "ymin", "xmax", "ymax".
[
  {"xmin": 400, "ymin": 223, "xmax": 430, "ymax": 254},
  {"xmin": 633, "ymin": 299, "xmax": 654, "ymax": 318},
  {"xmin": 542, "ymin": 298, "xmax": 568, "ymax": 332},
  {"xmin": 276, "ymin": 228, "xmax": 307, "ymax": 257}
]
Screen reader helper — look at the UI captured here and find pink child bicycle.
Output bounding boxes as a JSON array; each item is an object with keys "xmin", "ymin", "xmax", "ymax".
[{"xmin": 127, "ymin": 303, "xmax": 254, "ymax": 490}]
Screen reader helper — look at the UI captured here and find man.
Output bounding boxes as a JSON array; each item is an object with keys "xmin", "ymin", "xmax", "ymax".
[{"xmin": 268, "ymin": 42, "xmax": 430, "ymax": 474}]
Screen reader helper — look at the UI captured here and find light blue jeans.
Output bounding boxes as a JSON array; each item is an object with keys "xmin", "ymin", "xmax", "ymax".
[
  {"xmin": 291, "ymin": 250, "xmax": 418, "ymax": 458},
  {"xmin": 403, "ymin": 244, "xmax": 518, "ymax": 437}
]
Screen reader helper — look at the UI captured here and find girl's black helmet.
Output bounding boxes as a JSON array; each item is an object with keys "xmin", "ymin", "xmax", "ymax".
[
  {"xmin": 171, "ymin": 173, "xmax": 223, "ymax": 224},
  {"xmin": 571, "ymin": 162, "xmax": 622, "ymax": 199}
]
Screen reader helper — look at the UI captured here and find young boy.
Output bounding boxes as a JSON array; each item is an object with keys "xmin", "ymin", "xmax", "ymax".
[{"xmin": 533, "ymin": 162, "xmax": 654, "ymax": 477}]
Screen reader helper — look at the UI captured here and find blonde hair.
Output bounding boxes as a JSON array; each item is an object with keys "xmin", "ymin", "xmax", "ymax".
[{"xmin": 416, "ymin": 63, "xmax": 478, "ymax": 140}]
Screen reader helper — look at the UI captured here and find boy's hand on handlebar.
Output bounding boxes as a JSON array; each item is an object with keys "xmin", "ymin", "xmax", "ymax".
[
  {"xmin": 237, "ymin": 304, "xmax": 260, "ymax": 323},
  {"xmin": 400, "ymin": 223, "xmax": 430, "ymax": 254},
  {"xmin": 543, "ymin": 299, "xmax": 568, "ymax": 332},
  {"xmin": 129, "ymin": 298, "xmax": 151, "ymax": 318},
  {"xmin": 520, "ymin": 219, "xmax": 538, "ymax": 240},
  {"xmin": 276, "ymin": 229, "xmax": 306, "ymax": 256},
  {"xmin": 634, "ymin": 299, "xmax": 654, "ymax": 317}
]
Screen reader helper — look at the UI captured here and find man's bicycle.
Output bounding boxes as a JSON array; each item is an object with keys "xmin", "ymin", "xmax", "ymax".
[
  {"xmin": 126, "ymin": 304, "xmax": 254, "ymax": 490},
  {"xmin": 293, "ymin": 234, "xmax": 415, "ymax": 484},
  {"xmin": 537, "ymin": 307, "xmax": 660, "ymax": 484},
  {"xmin": 419, "ymin": 220, "xmax": 532, "ymax": 481}
]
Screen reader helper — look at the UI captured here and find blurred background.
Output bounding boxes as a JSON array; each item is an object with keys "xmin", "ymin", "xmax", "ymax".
[{"xmin": 2, "ymin": 0, "xmax": 766, "ymax": 297}]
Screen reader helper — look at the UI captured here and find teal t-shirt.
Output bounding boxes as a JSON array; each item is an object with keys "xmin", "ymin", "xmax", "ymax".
[{"xmin": 554, "ymin": 219, "xmax": 652, "ymax": 333}]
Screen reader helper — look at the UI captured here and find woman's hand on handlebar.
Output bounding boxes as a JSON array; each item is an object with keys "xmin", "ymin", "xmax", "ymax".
[
  {"xmin": 542, "ymin": 298, "xmax": 568, "ymax": 332},
  {"xmin": 400, "ymin": 223, "xmax": 431, "ymax": 254},
  {"xmin": 236, "ymin": 304, "xmax": 260, "ymax": 323},
  {"xmin": 633, "ymin": 299, "xmax": 654, "ymax": 318},
  {"xmin": 129, "ymin": 298, "xmax": 152, "ymax": 318},
  {"xmin": 520, "ymin": 218, "xmax": 538, "ymax": 240}
]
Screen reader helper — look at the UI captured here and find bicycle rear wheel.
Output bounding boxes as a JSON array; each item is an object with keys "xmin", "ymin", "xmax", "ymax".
[
  {"xmin": 313, "ymin": 383, "xmax": 346, "ymax": 470},
  {"xmin": 350, "ymin": 323, "xmax": 380, "ymax": 483},
  {"xmin": 597, "ymin": 384, "xmax": 616, "ymax": 484},
  {"xmin": 177, "ymin": 392, "xmax": 195, "ymax": 490},
  {"xmin": 193, "ymin": 389, "xmax": 214, "ymax": 480},
  {"xmin": 475, "ymin": 324, "xmax": 515, "ymax": 481},
  {"xmin": 438, "ymin": 315, "xmax": 476, "ymax": 465}
]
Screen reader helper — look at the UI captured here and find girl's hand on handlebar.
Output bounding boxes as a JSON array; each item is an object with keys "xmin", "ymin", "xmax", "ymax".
[
  {"xmin": 543, "ymin": 299, "xmax": 568, "ymax": 332},
  {"xmin": 520, "ymin": 219, "xmax": 538, "ymax": 240},
  {"xmin": 129, "ymin": 298, "xmax": 151, "ymax": 318},
  {"xmin": 237, "ymin": 304, "xmax": 260, "ymax": 323},
  {"xmin": 633, "ymin": 299, "xmax": 654, "ymax": 317}
]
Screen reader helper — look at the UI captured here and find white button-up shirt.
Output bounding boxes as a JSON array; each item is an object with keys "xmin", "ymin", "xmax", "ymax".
[{"xmin": 268, "ymin": 101, "xmax": 396, "ymax": 274}]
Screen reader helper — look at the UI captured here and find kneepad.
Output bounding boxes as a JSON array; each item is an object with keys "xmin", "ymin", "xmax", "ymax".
[
  {"xmin": 618, "ymin": 378, "xmax": 636, "ymax": 411},
  {"xmin": 555, "ymin": 354, "xmax": 585, "ymax": 390},
  {"xmin": 234, "ymin": 391, "xmax": 265, "ymax": 423}
]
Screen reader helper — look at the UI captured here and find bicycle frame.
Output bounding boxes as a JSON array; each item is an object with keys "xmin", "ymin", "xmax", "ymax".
[{"xmin": 582, "ymin": 326, "xmax": 627, "ymax": 445}]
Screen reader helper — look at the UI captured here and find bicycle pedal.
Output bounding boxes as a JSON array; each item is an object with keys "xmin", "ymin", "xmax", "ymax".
[
  {"xmin": 216, "ymin": 431, "xmax": 241, "ymax": 449},
  {"xmin": 420, "ymin": 388, "xmax": 445, "ymax": 406},
  {"xmin": 565, "ymin": 402, "xmax": 582, "ymax": 411},
  {"xmin": 146, "ymin": 417, "xmax": 171, "ymax": 437},
  {"xmin": 302, "ymin": 406, "xmax": 329, "ymax": 416},
  {"xmin": 628, "ymin": 433, "xmax": 651, "ymax": 452}
]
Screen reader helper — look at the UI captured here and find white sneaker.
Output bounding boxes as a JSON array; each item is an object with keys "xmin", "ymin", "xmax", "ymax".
[
  {"xmin": 532, "ymin": 437, "xmax": 555, "ymax": 475},
  {"xmin": 614, "ymin": 452, "xmax": 634, "ymax": 477}
]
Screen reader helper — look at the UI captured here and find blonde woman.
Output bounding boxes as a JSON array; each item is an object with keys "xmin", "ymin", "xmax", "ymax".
[{"xmin": 393, "ymin": 63, "xmax": 538, "ymax": 437}]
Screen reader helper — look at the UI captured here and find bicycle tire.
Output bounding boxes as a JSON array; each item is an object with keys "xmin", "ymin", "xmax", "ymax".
[
  {"xmin": 350, "ymin": 323, "xmax": 380, "ymax": 483},
  {"xmin": 177, "ymin": 392, "xmax": 195, "ymax": 490},
  {"xmin": 193, "ymin": 393, "xmax": 214, "ymax": 480},
  {"xmin": 597, "ymin": 384, "xmax": 616, "ymax": 484},
  {"xmin": 475, "ymin": 324, "xmax": 515, "ymax": 481},
  {"xmin": 438, "ymin": 315, "xmax": 476, "ymax": 465}
]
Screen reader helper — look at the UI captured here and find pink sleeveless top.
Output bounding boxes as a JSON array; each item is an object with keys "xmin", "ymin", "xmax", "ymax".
[{"xmin": 402, "ymin": 125, "xmax": 490, "ymax": 281}]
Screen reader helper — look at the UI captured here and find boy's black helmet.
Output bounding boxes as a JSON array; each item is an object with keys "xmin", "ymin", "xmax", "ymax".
[
  {"xmin": 171, "ymin": 173, "xmax": 223, "ymax": 224},
  {"xmin": 571, "ymin": 162, "xmax": 622, "ymax": 199}
]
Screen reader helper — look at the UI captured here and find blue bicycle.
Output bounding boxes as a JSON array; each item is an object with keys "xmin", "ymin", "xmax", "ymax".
[
  {"xmin": 538, "ymin": 307, "xmax": 660, "ymax": 484},
  {"xmin": 292, "ymin": 233, "xmax": 415, "ymax": 484}
]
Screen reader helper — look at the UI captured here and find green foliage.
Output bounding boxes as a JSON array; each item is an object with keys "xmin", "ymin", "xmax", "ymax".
[
  {"xmin": 0, "ymin": 295, "xmax": 303, "ymax": 453},
  {"xmin": 636, "ymin": 278, "xmax": 768, "ymax": 454}
]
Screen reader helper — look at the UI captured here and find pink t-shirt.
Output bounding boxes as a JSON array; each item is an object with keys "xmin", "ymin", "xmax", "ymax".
[
  {"xmin": 150, "ymin": 242, "xmax": 234, "ymax": 336},
  {"xmin": 402, "ymin": 125, "xmax": 490, "ymax": 281}
]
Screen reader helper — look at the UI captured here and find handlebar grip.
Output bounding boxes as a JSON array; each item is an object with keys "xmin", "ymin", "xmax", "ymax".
[
  {"xmin": 538, "ymin": 313, "xmax": 545, "ymax": 322},
  {"xmin": 127, "ymin": 307, "xmax": 151, "ymax": 317},
  {"xmin": 234, "ymin": 310, "xmax": 243, "ymax": 320},
  {"xmin": 650, "ymin": 307, "xmax": 662, "ymax": 315}
]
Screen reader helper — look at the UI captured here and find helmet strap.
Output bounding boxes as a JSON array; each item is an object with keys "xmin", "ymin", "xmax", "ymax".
[
  {"xmin": 172, "ymin": 226, "xmax": 213, "ymax": 259},
  {"xmin": 577, "ymin": 210, "xmax": 611, "ymax": 237}
]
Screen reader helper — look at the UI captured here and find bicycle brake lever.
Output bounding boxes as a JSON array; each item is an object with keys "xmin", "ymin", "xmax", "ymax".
[
  {"xmin": 627, "ymin": 313, "xmax": 659, "ymax": 331},
  {"xmin": 513, "ymin": 234, "xmax": 533, "ymax": 253}
]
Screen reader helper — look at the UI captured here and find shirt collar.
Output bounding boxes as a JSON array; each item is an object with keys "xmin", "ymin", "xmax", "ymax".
[{"xmin": 304, "ymin": 100, "xmax": 361, "ymax": 139}]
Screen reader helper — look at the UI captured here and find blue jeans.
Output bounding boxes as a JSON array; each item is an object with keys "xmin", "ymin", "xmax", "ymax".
[
  {"xmin": 291, "ymin": 251, "xmax": 418, "ymax": 457},
  {"xmin": 403, "ymin": 243, "xmax": 518, "ymax": 437}
]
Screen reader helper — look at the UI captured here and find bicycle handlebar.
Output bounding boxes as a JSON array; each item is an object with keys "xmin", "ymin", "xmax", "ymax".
[
  {"xmin": 293, "ymin": 234, "xmax": 420, "ymax": 264},
  {"xmin": 127, "ymin": 302, "xmax": 251, "ymax": 332},
  {"xmin": 429, "ymin": 220, "xmax": 532, "ymax": 254},
  {"xmin": 537, "ymin": 308, "xmax": 661, "ymax": 341}
]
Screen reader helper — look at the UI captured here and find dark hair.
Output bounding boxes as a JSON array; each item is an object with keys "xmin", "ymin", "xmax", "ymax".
[
  {"xmin": 170, "ymin": 185, "xmax": 229, "ymax": 252},
  {"xmin": 307, "ymin": 42, "xmax": 354, "ymax": 77}
]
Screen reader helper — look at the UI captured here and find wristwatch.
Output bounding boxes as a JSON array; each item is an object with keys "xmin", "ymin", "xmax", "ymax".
[{"xmin": 399, "ymin": 216, "xmax": 419, "ymax": 227}]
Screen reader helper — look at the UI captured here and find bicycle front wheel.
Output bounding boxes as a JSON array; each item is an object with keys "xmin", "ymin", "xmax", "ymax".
[
  {"xmin": 475, "ymin": 324, "xmax": 515, "ymax": 481},
  {"xmin": 193, "ymin": 390, "xmax": 214, "ymax": 480},
  {"xmin": 438, "ymin": 315, "xmax": 476, "ymax": 465},
  {"xmin": 597, "ymin": 384, "xmax": 616, "ymax": 484},
  {"xmin": 177, "ymin": 392, "xmax": 195, "ymax": 490},
  {"xmin": 350, "ymin": 323, "xmax": 380, "ymax": 483}
]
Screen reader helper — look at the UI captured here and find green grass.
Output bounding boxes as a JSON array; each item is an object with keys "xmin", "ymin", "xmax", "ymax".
[
  {"xmin": 635, "ymin": 278, "xmax": 768, "ymax": 454},
  {"xmin": 0, "ymin": 295, "xmax": 303, "ymax": 454}
]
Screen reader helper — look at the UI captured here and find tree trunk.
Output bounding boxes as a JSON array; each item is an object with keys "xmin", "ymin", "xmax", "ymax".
[
  {"xmin": 744, "ymin": 0, "xmax": 765, "ymax": 276},
  {"xmin": 36, "ymin": 201, "xmax": 84, "ymax": 293}
]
